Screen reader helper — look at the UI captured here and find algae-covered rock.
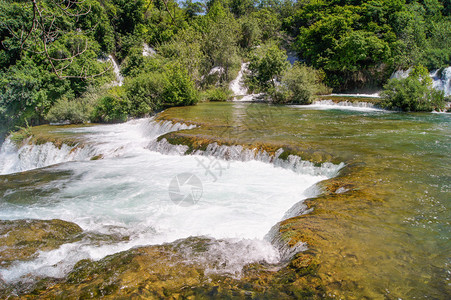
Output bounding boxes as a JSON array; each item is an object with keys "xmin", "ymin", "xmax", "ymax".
[
  {"xmin": 0, "ymin": 219, "xmax": 83, "ymax": 267},
  {"xmin": 13, "ymin": 237, "xmax": 327, "ymax": 299}
]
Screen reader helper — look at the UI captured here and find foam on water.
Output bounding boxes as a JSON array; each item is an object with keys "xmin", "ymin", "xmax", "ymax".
[
  {"xmin": 0, "ymin": 118, "xmax": 342, "ymax": 283},
  {"xmin": 301, "ymin": 99, "xmax": 386, "ymax": 112},
  {"xmin": 0, "ymin": 139, "xmax": 97, "ymax": 175},
  {"xmin": 0, "ymin": 119, "xmax": 194, "ymax": 175}
]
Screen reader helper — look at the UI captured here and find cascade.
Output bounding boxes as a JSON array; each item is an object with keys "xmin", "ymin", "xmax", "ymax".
[
  {"xmin": 0, "ymin": 118, "xmax": 340, "ymax": 283},
  {"xmin": 108, "ymin": 55, "xmax": 124, "ymax": 86},
  {"xmin": 390, "ymin": 67, "xmax": 451, "ymax": 96},
  {"xmin": 229, "ymin": 63, "xmax": 265, "ymax": 101},
  {"xmin": 307, "ymin": 100, "xmax": 384, "ymax": 112},
  {"xmin": 0, "ymin": 119, "xmax": 195, "ymax": 176},
  {"xmin": 142, "ymin": 43, "xmax": 156, "ymax": 57},
  {"xmin": 430, "ymin": 67, "xmax": 451, "ymax": 96}
]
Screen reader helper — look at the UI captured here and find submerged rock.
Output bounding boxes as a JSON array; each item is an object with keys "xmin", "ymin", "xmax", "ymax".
[
  {"xmin": 23, "ymin": 237, "xmax": 325, "ymax": 299},
  {"xmin": 0, "ymin": 219, "xmax": 82, "ymax": 268}
]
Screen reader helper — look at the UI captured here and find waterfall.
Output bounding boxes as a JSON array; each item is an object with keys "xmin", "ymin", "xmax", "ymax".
[
  {"xmin": 330, "ymin": 92, "xmax": 380, "ymax": 98},
  {"xmin": 0, "ymin": 118, "xmax": 337, "ymax": 283},
  {"xmin": 108, "ymin": 55, "xmax": 124, "ymax": 86},
  {"xmin": 390, "ymin": 67, "xmax": 451, "ymax": 96},
  {"xmin": 430, "ymin": 67, "xmax": 451, "ymax": 96},
  {"xmin": 229, "ymin": 63, "xmax": 249, "ymax": 97},
  {"xmin": 229, "ymin": 63, "xmax": 265, "ymax": 101},
  {"xmin": 143, "ymin": 43, "xmax": 156, "ymax": 57},
  {"xmin": 149, "ymin": 139, "xmax": 344, "ymax": 178},
  {"xmin": 306, "ymin": 100, "xmax": 384, "ymax": 112},
  {"xmin": 390, "ymin": 68, "xmax": 412, "ymax": 80},
  {"xmin": 0, "ymin": 139, "xmax": 98, "ymax": 175},
  {"xmin": 0, "ymin": 119, "xmax": 195, "ymax": 176}
]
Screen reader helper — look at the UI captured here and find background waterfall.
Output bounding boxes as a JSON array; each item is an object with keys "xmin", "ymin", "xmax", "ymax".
[
  {"xmin": 108, "ymin": 55, "xmax": 124, "ymax": 86},
  {"xmin": 229, "ymin": 63, "xmax": 265, "ymax": 101},
  {"xmin": 390, "ymin": 66, "xmax": 451, "ymax": 96}
]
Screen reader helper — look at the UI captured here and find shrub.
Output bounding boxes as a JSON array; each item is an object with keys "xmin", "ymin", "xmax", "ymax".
[
  {"xmin": 125, "ymin": 72, "xmax": 165, "ymax": 117},
  {"xmin": 161, "ymin": 65, "xmax": 200, "ymax": 107},
  {"xmin": 381, "ymin": 65, "xmax": 446, "ymax": 112},
  {"xmin": 247, "ymin": 41, "xmax": 290, "ymax": 91},
  {"xmin": 202, "ymin": 87, "xmax": 232, "ymax": 102},
  {"xmin": 275, "ymin": 63, "xmax": 331, "ymax": 104},
  {"xmin": 93, "ymin": 96, "xmax": 130, "ymax": 123},
  {"xmin": 46, "ymin": 98, "xmax": 93, "ymax": 124},
  {"xmin": 124, "ymin": 65, "xmax": 199, "ymax": 116}
]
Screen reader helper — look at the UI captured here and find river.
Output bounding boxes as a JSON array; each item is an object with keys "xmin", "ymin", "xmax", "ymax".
[{"xmin": 0, "ymin": 102, "xmax": 449, "ymax": 298}]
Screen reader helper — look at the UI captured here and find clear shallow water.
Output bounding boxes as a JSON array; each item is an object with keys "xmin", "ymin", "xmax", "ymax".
[{"xmin": 0, "ymin": 118, "xmax": 335, "ymax": 282}]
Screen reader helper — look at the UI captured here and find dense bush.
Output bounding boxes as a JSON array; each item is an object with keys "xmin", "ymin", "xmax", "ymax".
[
  {"xmin": 247, "ymin": 42, "xmax": 290, "ymax": 91},
  {"xmin": 46, "ymin": 98, "xmax": 92, "ymax": 124},
  {"xmin": 202, "ymin": 87, "xmax": 232, "ymax": 102},
  {"xmin": 275, "ymin": 63, "xmax": 331, "ymax": 104},
  {"xmin": 93, "ymin": 95, "xmax": 130, "ymax": 123},
  {"xmin": 381, "ymin": 65, "xmax": 446, "ymax": 112},
  {"xmin": 125, "ymin": 64, "xmax": 199, "ymax": 117}
]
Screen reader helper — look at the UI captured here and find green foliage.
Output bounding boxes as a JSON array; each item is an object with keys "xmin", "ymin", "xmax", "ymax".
[
  {"xmin": 248, "ymin": 41, "xmax": 289, "ymax": 91},
  {"xmin": 9, "ymin": 120, "xmax": 32, "ymax": 144},
  {"xmin": 161, "ymin": 64, "xmax": 199, "ymax": 107},
  {"xmin": 289, "ymin": 0, "xmax": 450, "ymax": 90},
  {"xmin": 157, "ymin": 27, "xmax": 205, "ymax": 82},
  {"xmin": 1, "ymin": 0, "xmax": 450, "ymax": 134},
  {"xmin": 46, "ymin": 98, "xmax": 93, "ymax": 124},
  {"xmin": 125, "ymin": 72, "xmax": 165, "ymax": 116},
  {"xmin": 124, "ymin": 64, "xmax": 199, "ymax": 117},
  {"xmin": 93, "ymin": 96, "xmax": 130, "ymax": 123},
  {"xmin": 275, "ymin": 63, "xmax": 331, "ymax": 104},
  {"xmin": 203, "ymin": 2, "xmax": 241, "ymax": 83},
  {"xmin": 201, "ymin": 87, "xmax": 232, "ymax": 102},
  {"xmin": 381, "ymin": 65, "xmax": 446, "ymax": 111}
]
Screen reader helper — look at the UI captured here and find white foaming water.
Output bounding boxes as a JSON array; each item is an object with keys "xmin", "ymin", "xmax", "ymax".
[
  {"xmin": 301, "ymin": 100, "xmax": 385, "ymax": 112},
  {"xmin": 430, "ymin": 67, "xmax": 451, "ymax": 96},
  {"xmin": 0, "ymin": 119, "xmax": 194, "ymax": 175},
  {"xmin": 0, "ymin": 139, "xmax": 97, "ymax": 175},
  {"xmin": 230, "ymin": 63, "xmax": 266, "ymax": 102},
  {"xmin": 230, "ymin": 63, "xmax": 249, "ymax": 97},
  {"xmin": 330, "ymin": 92, "xmax": 380, "ymax": 98},
  {"xmin": 109, "ymin": 55, "xmax": 124, "ymax": 86},
  {"xmin": 142, "ymin": 43, "xmax": 156, "ymax": 57},
  {"xmin": 390, "ymin": 68, "xmax": 412, "ymax": 80},
  {"xmin": 390, "ymin": 66, "xmax": 451, "ymax": 96},
  {"xmin": 0, "ymin": 118, "xmax": 341, "ymax": 283}
]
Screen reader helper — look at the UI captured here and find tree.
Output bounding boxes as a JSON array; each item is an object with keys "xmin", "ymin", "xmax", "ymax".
[
  {"xmin": 275, "ymin": 62, "xmax": 331, "ymax": 104},
  {"xmin": 1, "ymin": 0, "xmax": 111, "ymax": 79},
  {"xmin": 248, "ymin": 41, "xmax": 289, "ymax": 91}
]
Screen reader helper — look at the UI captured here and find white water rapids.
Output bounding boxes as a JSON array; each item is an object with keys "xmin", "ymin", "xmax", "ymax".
[{"xmin": 0, "ymin": 118, "xmax": 343, "ymax": 283}]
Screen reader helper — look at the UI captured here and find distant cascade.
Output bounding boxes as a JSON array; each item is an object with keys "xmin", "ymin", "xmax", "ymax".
[
  {"xmin": 390, "ymin": 67, "xmax": 451, "ymax": 96},
  {"xmin": 229, "ymin": 63, "xmax": 265, "ymax": 101},
  {"xmin": 390, "ymin": 68, "xmax": 412, "ymax": 80},
  {"xmin": 148, "ymin": 139, "xmax": 344, "ymax": 178},
  {"xmin": 430, "ymin": 67, "xmax": 451, "ymax": 96},
  {"xmin": 312, "ymin": 99, "xmax": 378, "ymax": 108},
  {"xmin": 142, "ymin": 43, "xmax": 156, "ymax": 57},
  {"xmin": 330, "ymin": 92, "xmax": 380, "ymax": 98},
  {"xmin": 229, "ymin": 63, "xmax": 249, "ymax": 97},
  {"xmin": 108, "ymin": 55, "xmax": 124, "ymax": 86}
]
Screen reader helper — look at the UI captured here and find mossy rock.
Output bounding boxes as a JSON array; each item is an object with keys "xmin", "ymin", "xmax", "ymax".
[{"xmin": 0, "ymin": 219, "xmax": 83, "ymax": 267}]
